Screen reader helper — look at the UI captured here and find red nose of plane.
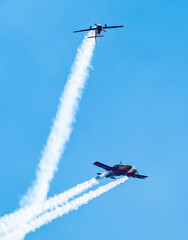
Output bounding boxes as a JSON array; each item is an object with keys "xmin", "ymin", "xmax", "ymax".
[{"xmin": 127, "ymin": 169, "xmax": 137, "ymax": 176}]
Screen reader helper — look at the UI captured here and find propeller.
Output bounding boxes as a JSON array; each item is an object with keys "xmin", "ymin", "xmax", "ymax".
[{"xmin": 133, "ymin": 166, "xmax": 139, "ymax": 175}]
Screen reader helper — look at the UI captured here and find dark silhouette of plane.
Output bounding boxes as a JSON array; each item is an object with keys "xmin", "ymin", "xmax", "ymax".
[
  {"xmin": 73, "ymin": 24, "xmax": 124, "ymax": 42},
  {"xmin": 93, "ymin": 161, "xmax": 148, "ymax": 180}
]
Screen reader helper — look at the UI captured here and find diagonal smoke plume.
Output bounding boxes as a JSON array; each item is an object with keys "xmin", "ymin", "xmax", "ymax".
[
  {"xmin": 0, "ymin": 178, "xmax": 98, "ymax": 236},
  {"xmin": 20, "ymin": 32, "xmax": 96, "ymax": 206},
  {"xmin": 1, "ymin": 177, "xmax": 128, "ymax": 240}
]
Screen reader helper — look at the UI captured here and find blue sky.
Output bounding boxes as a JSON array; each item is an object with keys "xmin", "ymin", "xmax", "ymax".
[{"xmin": 0, "ymin": 0, "xmax": 188, "ymax": 239}]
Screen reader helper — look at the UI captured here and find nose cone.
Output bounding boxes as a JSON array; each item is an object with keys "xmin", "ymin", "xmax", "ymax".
[{"xmin": 127, "ymin": 169, "xmax": 137, "ymax": 177}]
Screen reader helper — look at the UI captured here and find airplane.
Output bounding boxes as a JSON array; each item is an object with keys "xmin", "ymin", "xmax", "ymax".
[
  {"xmin": 73, "ymin": 24, "xmax": 124, "ymax": 42},
  {"xmin": 93, "ymin": 161, "xmax": 148, "ymax": 180}
]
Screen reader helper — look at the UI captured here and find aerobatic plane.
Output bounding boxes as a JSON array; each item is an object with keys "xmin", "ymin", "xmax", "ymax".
[
  {"xmin": 73, "ymin": 24, "xmax": 124, "ymax": 42},
  {"xmin": 93, "ymin": 161, "xmax": 148, "ymax": 180}
]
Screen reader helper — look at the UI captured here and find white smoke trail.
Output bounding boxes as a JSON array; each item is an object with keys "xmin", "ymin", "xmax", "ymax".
[
  {"xmin": 20, "ymin": 32, "xmax": 96, "ymax": 206},
  {"xmin": 1, "ymin": 177, "xmax": 128, "ymax": 240},
  {"xmin": 0, "ymin": 178, "xmax": 98, "ymax": 236}
]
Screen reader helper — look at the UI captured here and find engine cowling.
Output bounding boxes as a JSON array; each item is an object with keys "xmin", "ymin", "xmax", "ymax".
[{"xmin": 127, "ymin": 169, "xmax": 137, "ymax": 177}]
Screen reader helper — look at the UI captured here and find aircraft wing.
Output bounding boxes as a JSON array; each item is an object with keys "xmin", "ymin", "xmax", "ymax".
[
  {"xmin": 93, "ymin": 161, "xmax": 112, "ymax": 171},
  {"xmin": 132, "ymin": 174, "xmax": 148, "ymax": 179},
  {"xmin": 73, "ymin": 27, "xmax": 96, "ymax": 33},
  {"xmin": 103, "ymin": 25, "xmax": 124, "ymax": 29}
]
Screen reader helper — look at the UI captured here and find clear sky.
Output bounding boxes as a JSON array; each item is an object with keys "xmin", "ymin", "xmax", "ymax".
[{"xmin": 0, "ymin": 0, "xmax": 187, "ymax": 239}]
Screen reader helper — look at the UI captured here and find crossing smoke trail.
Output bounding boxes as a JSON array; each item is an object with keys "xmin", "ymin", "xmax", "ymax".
[
  {"xmin": 1, "ymin": 177, "xmax": 128, "ymax": 240},
  {"xmin": 0, "ymin": 178, "xmax": 98, "ymax": 236},
  {"xmin": 20, "ymin": 31, "xmax": 96, "ymax": 206}
]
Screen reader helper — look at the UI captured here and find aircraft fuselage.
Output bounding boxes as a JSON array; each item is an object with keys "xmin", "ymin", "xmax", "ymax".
[
  {"xmin": 105, "ymin": 165, "xmax": 134, "ymax": 178},
  {"xmin": 96, "ymin": 25, "xmax": 103, "ymax": 34},
  {"xmin": 94, "ymin": 161, "xmax": 148, "ymax": 180}
]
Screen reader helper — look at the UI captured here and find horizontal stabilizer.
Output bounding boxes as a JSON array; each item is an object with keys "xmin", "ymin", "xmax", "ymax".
[
  {"xmin": 93, "ymin": 161, "xmax": 112, "ymax": 171},
  {"xmin": 110, "ymin": 177, "xmax": 116, "ymax": 179},
  {"xmin": 88, "ymin": 35, "xmax": 104, "ymax": 39}
]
